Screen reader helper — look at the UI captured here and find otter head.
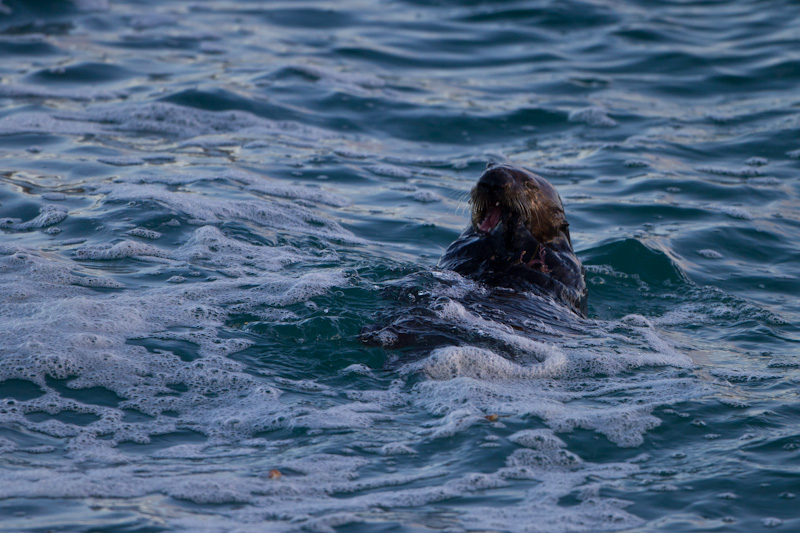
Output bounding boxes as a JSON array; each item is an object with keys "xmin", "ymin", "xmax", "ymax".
[{"xmin": 470, "ymin": 163, "xmax": 571, "ymax": 245}]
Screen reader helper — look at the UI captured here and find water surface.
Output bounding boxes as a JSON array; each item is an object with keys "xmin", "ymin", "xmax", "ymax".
[{"xmin": 1, "ymin": 0, "xmax": 799, "ymax": 531}]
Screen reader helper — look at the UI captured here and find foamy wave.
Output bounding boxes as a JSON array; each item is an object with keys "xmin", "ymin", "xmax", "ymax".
[
  {"xmin": 0, "ymin": 204, "xmax": 67, "ymax": 231},
  {"xmin": 115, "ymin": 168, "xmax": 351, "ymax": 207},
  {"xmin": 0, "ymin": 229, "xmax": 710, "ymax": 531},
  {"xmin": 0, "ymin": 226, "xmax": 348, "ymax": 448},
  {"xmin": 697, "ymin": 165, "xmax": 764, "ymax": 178},
  {"xmin": 714, "ymin": 205, "xmax": 754, "ymax": 220},
  {"xmin": 412, "ymin": 345, "xmax": 567, "ymax": 381},
  {"xmin": 95, "ymin": 182, "xmax": 360, "ymax": 242},
  {"xmin": 0, "ymin": 102, "xmax": 336, "ymax": 146},
  {"xmin": 568, "ymin": 106, "xmax": 618, "ymax": 127}
]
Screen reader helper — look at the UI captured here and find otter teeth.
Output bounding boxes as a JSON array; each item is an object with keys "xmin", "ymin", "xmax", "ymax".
[{"xmin": 478, "ymin": 205, "xmax": 503, "ymax": 233}]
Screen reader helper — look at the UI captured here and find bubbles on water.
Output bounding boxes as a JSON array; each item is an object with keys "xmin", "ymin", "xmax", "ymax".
[
  {"xmin": 744, "ymin": 176, "xmax": 781, "ymax": 187},
  {"xmin": 41, "ymin": 192, "xmax": 66, "ymax": 201},
  {"xmin": 411, "ymin": 345, "xmax": 567, "ymax": 381},
  {"xmin": 510, "ymin": 428, "xmax": 567, "ymax": 450},
  {"xmin": 74, "ymin": 240, "xmax": 168, "ymax": 260},
  {"xmin": 0, "ymin": 101, "xmax": 339, "ymax": 154},
  {"xmin": 95, "ymin": 181, "xmax": 358, "ymax": 243},
  {"xmin": 0, "ymin": 204, "xmax": 67, "ymax": 231},
  {"xmin": 0, "ymin": 220, "xmax": 356, "ymax": 469},
  {"xmin": 126, "ymin": 227, "xmax": 162, "ymax": 240},
  {"xmin": 568, "ymin": 107, "xmax": 618, "ymax": 127},
  {"xmin": 697, "ymin": 249, "xmax": 723, "ymax": 258},
  {"xmin": 697, "ymin": 165, "xmax": 764, "ymax": 178},
  {"xmin": 367, "ymin": 163, "xmax": 416, "ymax": 179},
  {"xmin": 713, "ymin": 205, "xmax": 754, "ymax": 220},
  {"xmin": 410, "ymin": 190, "xmax": 443, "ymax": 203}
]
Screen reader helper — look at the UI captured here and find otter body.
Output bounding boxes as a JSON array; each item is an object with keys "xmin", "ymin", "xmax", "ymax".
[
  {"xmin": 438, "ymin": 163, "xmax": 587, "ymax": 316},
  {"xmin": 361, "ymin": 163, "xmax": 587, "ymax": 357}
]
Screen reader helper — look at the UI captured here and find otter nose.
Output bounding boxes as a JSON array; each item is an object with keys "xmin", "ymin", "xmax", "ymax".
[{"xmin": 476, "ymin": 167, "xmax": 513, "ymax": 192}]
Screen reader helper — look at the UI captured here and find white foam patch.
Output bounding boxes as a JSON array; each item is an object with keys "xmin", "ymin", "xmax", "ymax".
[
  {"xmin": 395, "ymin": 296, "xmax": 698, "ymax": 448},
  {"xmin": 568, "ymin": 107, "xmax": 618, "ymax": 127},
  {"xmin": 127, "ymin": 227, "xmax": 162, "ymax": 240},
  {"xmin": 0, "ymin": 102, "xmax": 335, "ymax": 147},
  {"xmin": 0, "ymin": 226, "xmax": 349, "ymax": 446},
  {"xmin": 0, "ymin": 204, "xmax": 67, "ymax": 231},
  {"xmin": 367, "ymin": 164, "xmax": 416, "ymax": 179},
  {"xmin": 653, "ymin": 305, "xmax": 711, "ymax": 328},
  {"xmin": 95, "ymin": 182, "xmax": 360, "ymax": 242},
  {"xmin": 697, "ymin": 249, "xmax": 723, "ymax": 258},
  {"xmin": 115, "ymin": 168, "xmax": 351, "ymax": 207},
  {"xmin": 509, "ymin": 428, "xmax": 568, "ymax": 450},
  {"xmin": 433, "ymin": 299, "xmax": 563, "ymax": 360},
  {"xmin": 74, "ymin": 240, "xmax": 169, "ymax": 260},
  {"xmin": 412, "ymin": 345, "xmax": 567, "ymax": 381},
  {"xmin": 0, "ymin": 193, "xmax": 710, "ymax": 532},
  {"xmin": 412, "ymin": 363, "xmax": 691, "ymax": 448},
  {"xmin": 291, "ymin": 402, "xmax": 392, "ymax": 430},
  {"xmin": 714, "ymin": 205, "xmax": 754, "ymax": 220},
  {"xmin": 83, "ymin": 102, "xmax": 335, "ymax": 142},
  {"xmin": 697, "ymin": 165, "xmax": 764, "ymax": 177},
  {"xmin": 41, "ymin": 192, "xmax": 67, "ymax": 201},
  {"xmin": 0, "ymin": 229, "xmax": 709, "ymax": 531},
  {"xmin": 176, "ymin": 225, "xmax": 311, "ymax": 277},
  {"xmin": 410, "ymin": 190, "xmax": 443, "ymax": 203},
  {"xmin": 747, "ymin": 176, "xmax": 781, "ymax": 186}
]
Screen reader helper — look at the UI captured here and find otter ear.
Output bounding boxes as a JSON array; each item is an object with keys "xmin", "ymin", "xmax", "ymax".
[
  {"xmin": 561, "ymin": 223, "xmax": 573, "ymax": 246},
  {"xmin": 486, "ymin": 161, "xmax": 497, "ymax": 169}
]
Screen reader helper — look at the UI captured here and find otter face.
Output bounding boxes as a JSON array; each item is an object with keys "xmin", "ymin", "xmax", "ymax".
[{"xmin": 470, "ymin": 163, "xmax": 570, "ymax": 245}]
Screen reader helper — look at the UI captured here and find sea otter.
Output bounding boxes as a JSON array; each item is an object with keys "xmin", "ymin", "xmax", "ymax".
[
  {"xmin": 361, "ymin": 163, "xmax": 587, "ymax": 354},
  {"xmin": 438, "ymin": 163, "xmax": 587, "ymax": 316}
]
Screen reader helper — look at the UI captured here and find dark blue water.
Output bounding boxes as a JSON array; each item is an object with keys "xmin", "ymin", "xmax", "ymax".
[{"xmin": 1, "ymin": 0, "xmax": 799, "ymax": 531}]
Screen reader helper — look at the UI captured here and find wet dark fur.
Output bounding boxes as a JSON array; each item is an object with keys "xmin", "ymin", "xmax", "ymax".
[
  {"xmin": 438, "ymin": 163, "xmax": 587, "ymax": 316},
  {"xmin": 361, "ymin": 163, "xmax": 587, "ymax": 360}
]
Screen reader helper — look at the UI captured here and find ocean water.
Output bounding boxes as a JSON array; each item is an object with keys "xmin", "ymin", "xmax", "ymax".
[{"xmin": 1, "ymin": 0, "xmax": 799, "ymax": 531}]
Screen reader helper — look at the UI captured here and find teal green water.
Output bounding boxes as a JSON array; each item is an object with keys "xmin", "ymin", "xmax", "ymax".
[{"xmin": 1, "ymin": 0, "xmax": 799, "ymax": 531}]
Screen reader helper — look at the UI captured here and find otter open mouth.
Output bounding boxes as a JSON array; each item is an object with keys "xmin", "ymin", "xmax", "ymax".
[{"xmin": 477, "ymin": 203, "xmax": 503, "ymax": 233}]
